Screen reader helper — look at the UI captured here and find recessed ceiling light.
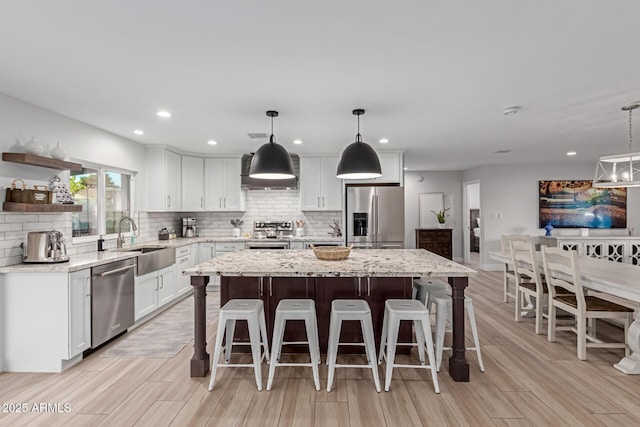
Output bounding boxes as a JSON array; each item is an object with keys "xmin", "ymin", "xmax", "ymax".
[
  {"xmin": 379, "ymin": 138, "xmax": 389, "ymax": 144},
  {"xmin": 566, "ymin": 151, "xmax": 577, "ymax": 156},
  {"xmin": 293, "ymin": 139, "xmax": 303, "ymax": 145},
  {"xmin": 403, "ymin": 167, "xmax": 408, "ymax": 170},
  {"xmin": 503, "ymin": 106, "xmax": 520, "ymax": 116},
  {"xmin": 134, "ymin": 129, "xmax": 144, "ymax": 135},
  {"xmin": 207, "ymin": 140, "xmax": 217, "ymax": 145},
  {"xmin": 157, "ymin": 110, "xmax": 171, "ymax": 118}
]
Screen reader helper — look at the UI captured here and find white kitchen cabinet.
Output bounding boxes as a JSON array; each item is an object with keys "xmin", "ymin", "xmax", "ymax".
[
  {"xmin": 204, "ymin": 158, "xmax": 246, "ymax": 211},
  {"xmin": 181, "ymin": 156, "xmax": 205, "ymax": 211},
  {"xmin": 134, "ymin": 264, "xmax": 176, "ymax": 321},
  {"xmin": 198, "ymin": 243, "xmax": 216, "ymax": 264},
  {"xmin": 144, "ymin": 147, "xmax": 182, "ymax": 211},
  {"xmin": 135, "ymin": 271, "xmax": 159, "ymax": 320},
  {"xmin": 300, "ymin": 156, "xmax": 342, "ymax": 211},
  {"xmin": 68, "ymin": 269, "xmax": 92, "ymax": 358},
  {"xmin": 176, "ymin": 244, "xmax": 197, "ymax": 296},
  {"xmin": 1, "ymin": 272, "xmax": 90, "ymax": 372},
  {"xmin": 342, "ymin": 151, "xmax": 404, "ymax": 186}
]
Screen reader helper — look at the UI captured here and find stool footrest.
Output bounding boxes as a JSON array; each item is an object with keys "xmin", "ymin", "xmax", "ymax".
[
  {"xmin": 217, "ymin": 363, "xmax": 261, "ymax": 368},
  {"xmin": 337, "ymin": 342, "xmax": 366, "ymax": 347},
  {"xmin": 281, "ymin": 341, "xmax": 310, "ymax": 345},
  {"xmin": 273, "ymin": 362, "xmax": 316, "ymax": 367},
  {"xmin": 392, "ymin": 363, "xmax": 435, "ymax": 369},
  {"xmin": 333, "ymin": 364, "xmax": 374, "ymax": 369}
]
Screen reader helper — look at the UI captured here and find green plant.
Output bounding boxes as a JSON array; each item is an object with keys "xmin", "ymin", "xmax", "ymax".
[{"xmin": 431, "ymin": 207, "xmax": 451, "ymax": 223}]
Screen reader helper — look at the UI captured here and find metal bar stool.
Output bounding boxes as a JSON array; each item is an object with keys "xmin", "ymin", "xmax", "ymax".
[
  {"xmin": 267, "ymin": 299, "xmax": 321, "ymax": 391},
  {"xmin": 208, "ymin": 299, "xmax": 270, "ymax": 391},
  {"xmin": 378, "ymin": 299, "xmax": 440, "ymax": 393},
  {"xmin": 326, "ymin": 299, "xmax": 381, "ymax": 393}
]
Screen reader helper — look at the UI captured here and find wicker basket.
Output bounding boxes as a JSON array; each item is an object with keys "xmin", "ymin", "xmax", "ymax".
[{"xmin": 310, "ymin": 244, "xmax": 353, "ymax": 261}]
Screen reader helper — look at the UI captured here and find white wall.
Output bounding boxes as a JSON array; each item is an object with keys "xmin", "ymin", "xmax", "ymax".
[
  {"xmin": 463, "ymin": 162, "xmax": 640, "ymax": 270},
  {"xmin": 0, "ymin": 93, "xmax": 147, "ymax": 266},
  {"xmin": 404, "ymin": 171, "xmax": 464, "ymax": 260}
]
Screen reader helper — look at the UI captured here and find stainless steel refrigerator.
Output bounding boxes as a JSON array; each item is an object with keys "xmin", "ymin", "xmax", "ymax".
[{"xmin": 346, "ymin": 186, "xmax": 405, "ymax": 249}]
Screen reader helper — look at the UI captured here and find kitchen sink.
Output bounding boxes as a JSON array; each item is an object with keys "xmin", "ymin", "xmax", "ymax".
[{"xmin": 122, "ymin": 246, "xmax": 176, "ymax": 275}]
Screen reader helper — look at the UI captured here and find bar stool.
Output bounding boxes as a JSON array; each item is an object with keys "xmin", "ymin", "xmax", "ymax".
[
  {"xmin": 412, "ymin": 278, "xmax": 449, "ymax": 305},
  {"xmin": 427, "ymin": 289, "xmax": 485, "ymax": 373},
  {"xmin": 378, "ymin": 299, "xmax": 440, "ymax": 393},
  {"xmin": 208, "ymin": 299, "xmax": 270, "ymax": 391},
  {"xmin": 267, "ymin": 299, "xmax": 321, "ymax": 391},
  {"xmin": 326, "ymin": 299, "xmax": 381, "ymax": 393}
]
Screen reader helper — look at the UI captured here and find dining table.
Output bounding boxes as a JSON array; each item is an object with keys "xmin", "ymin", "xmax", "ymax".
[{"xmin": 489, "ymin": 250, "xmax": 640, "ymax": 374}]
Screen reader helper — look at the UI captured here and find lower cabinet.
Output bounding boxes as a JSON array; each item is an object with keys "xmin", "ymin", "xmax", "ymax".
[
  {"xmin": 198, "ymin": 242, "xmax": 245, "ymax": 288},
  {"xmin": 416, "ymin": 228, "xmax": 453, "ymax": 260},
  {"xmin": 68, "ymin": 269, "xmax": 92, "ymax": 358},
  {"xmin": 176, "ymin": 244, "xmax": 198, "ymax": 296},
  {"xmin": 134, "ymin": 265, "xmax": 176, "ymax": 321}
]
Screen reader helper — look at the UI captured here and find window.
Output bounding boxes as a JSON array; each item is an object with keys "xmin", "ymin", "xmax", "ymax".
[{"xmin": 70, "ymin": 166, "xmax": 133, "ymax": 239}]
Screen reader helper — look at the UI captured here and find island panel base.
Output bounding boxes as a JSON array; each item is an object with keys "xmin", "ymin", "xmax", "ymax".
[{"xmin": 220, "ymin": 276, "xmax": 413, "ymax": 355}]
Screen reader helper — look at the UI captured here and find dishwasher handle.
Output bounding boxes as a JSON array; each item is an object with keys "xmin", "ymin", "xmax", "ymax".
[{"xmin": 94, "ymin": 264, "xmax": 135, "ymax": 277}]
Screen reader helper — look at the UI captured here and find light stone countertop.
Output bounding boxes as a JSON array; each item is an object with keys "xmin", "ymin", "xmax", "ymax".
[
  {"xmin": 0, "ymin": 251, "xmax": 139, "ymax": 273},
  {"xmin": 0, "ymin": 236, "xmax": 345, "ymax": 274},
  {"xmin": 184, "ymin": 249, "xmax": 477, "ymax": 278}
]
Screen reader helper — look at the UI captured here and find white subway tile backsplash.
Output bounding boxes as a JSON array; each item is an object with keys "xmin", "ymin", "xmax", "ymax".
[{"xmin": 0, "ymin": 189, "xmax": 342, "ymax": 266}]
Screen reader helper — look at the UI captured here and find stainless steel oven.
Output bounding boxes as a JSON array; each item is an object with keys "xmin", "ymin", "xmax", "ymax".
[{"xmin": 246, "ymin": 239, "xmax": 290, "ymax": 250}]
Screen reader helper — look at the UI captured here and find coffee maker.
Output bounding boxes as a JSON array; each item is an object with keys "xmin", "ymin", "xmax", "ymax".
[{"xmin": 182, "ymin": 218, "xmax": 197, "ymax": 238}]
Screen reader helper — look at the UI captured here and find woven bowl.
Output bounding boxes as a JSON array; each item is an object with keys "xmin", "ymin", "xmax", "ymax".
[{"xmin": 310, "ymin": 244, "xmax": 353, "ymax": 261}]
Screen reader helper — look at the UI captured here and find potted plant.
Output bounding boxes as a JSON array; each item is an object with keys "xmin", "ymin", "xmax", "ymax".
[{"xmin": 431, "ymin": 207, "xmax": 451, "ymax": 229}]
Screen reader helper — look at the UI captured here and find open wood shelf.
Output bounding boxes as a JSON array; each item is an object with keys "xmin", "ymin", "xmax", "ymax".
[
  {"xmin": 2, "ymin": 202, "xmax": 82, "ymax": 212},
  {"xmin": 2, "ymin": 152, "xmax": 82, "ymax": 172}
]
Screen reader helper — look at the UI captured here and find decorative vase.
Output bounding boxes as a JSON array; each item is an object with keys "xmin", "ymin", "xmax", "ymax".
[
  {"xmin": 438, "ymin": 223, "xmax": 446, "ymax": 229},
  {"xmin": 232, "ymin": 227, "xmax": 241, "ymax": 238},
  {"xmin": 50, "ymin": 141, "xmax": 67, "ymax": 160},
  {"xmin": 544, "ymin": 223, "xmax": 554, "ymax": 236},
  {"xmin": 9, "ymin": 138, "xmax": 25, "ymax": 153},
  {"xmin": 24, "ymin": 137, "xmax": 45, "ymax": 156}
]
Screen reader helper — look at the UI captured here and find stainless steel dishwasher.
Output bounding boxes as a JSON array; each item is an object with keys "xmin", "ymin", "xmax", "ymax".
[{"xmin": 91, "ymin": 258, "xmax": 135, "ymax": 348}]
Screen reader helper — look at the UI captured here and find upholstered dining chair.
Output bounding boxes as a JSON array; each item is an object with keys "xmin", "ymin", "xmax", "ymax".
[
  {"xmin": 500, "ymin": 234, "xmax": 530, "ymax": 303},
  {"xmin": 541, "ymin": 246, "xmax": 633, "ymax": 360},
  {"xmin": 510, "ymin": 238, "xmax": 546, "ymax": 334}
]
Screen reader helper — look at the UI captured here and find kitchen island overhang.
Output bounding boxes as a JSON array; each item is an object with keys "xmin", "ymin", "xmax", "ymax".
[{"xmin": 185, "ymin": 249, "xmax": 477, "ymax": 382}]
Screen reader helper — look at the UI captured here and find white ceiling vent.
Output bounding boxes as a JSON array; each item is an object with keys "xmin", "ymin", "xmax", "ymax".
[{"xmin": 247, "ymin": 132, "xmax": 268, "ymax": 139}]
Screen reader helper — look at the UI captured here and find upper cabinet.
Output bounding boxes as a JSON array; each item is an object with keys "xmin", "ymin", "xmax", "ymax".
[
  {"xmin": 300, "ymin": 156, "xmax": 342, "ymax": 211},
  {"xmin": 204, "ymin": 158, "xmax": 246, "ymax": 211},
  {"xmin": 342, "ymin": 152, "xmax": 404, "ymax": 186},
  {"xmin": 144, "ymin": 147, "xmax": 182, "ymax": 211},
  {"xmin": 181, "ymin": 156, "xmax": 205, "ymax": 211}
]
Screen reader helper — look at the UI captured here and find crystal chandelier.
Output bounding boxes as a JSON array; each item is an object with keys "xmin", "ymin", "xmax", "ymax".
[{"xmin": 593, "ymin": 104, "xmax": 640, "ymax": 188}]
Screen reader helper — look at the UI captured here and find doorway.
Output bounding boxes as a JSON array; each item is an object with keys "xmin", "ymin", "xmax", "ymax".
[{"xmin": 463, "ymin": 180, "xmax": 481, "ymax": 267}]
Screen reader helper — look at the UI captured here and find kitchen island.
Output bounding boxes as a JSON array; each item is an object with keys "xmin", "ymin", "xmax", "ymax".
[{"xmin": 185, "ymin": 249, "xmax": 476, "ymax": 381}]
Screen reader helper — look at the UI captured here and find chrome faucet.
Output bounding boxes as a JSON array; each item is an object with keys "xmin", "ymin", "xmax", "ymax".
[{"xmin": 117, "ymin": 215, "xmax": 138, "ymax": 249}]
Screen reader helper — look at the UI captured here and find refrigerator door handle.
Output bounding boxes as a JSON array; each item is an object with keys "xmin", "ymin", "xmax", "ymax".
[{"xmin": 375, "ymin": 194, "xmax": 380, "ymax": 240}]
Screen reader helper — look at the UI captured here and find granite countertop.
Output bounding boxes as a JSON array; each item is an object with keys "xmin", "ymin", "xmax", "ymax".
[
  {"xmin": 0, "ymin": 251, "xmax": 139, "ymax": 274},
  {"xmin": 184, "ymin": 249, "xmax": 476, "ymax": 278}
]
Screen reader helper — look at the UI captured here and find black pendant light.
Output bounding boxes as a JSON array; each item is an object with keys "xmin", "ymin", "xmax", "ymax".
[
  {"xmin": 249, "ymin": 110, "xmax": 296, "ymax": 179},
  {"xmin": 336, "ymin": 109, "xmax": 382, "ymax": 179}
]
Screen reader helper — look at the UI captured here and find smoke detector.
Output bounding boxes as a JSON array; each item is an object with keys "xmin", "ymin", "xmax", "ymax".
[{"xmin": 503, "ymin": 106, "xmax": 520, "ymax": 116}]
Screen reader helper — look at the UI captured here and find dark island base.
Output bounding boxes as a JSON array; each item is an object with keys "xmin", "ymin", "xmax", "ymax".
[{"xmin": 190, "ymin": 275, "xmax": 470, "ymax": 382}]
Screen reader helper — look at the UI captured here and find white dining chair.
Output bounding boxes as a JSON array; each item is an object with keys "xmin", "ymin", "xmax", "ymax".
[
  {"xmin": 500, "ymin": 234, "xmax": 530, "ymax": 303},
  {"xmin": 541, "ymin": 246, "xmax": 633, "ymax": 360},
  {"xmin": 511, "ymin": 238, "xmax": 546, "ymax": 334}
]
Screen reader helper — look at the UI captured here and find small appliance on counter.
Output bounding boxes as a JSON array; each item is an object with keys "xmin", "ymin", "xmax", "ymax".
[
  {"xmin": 182, "ymin": 217, "xmax": 197, "ymax": 238},
  {"xmin": 159, "ymin": 228, "xmax": 170, "ymax": 240},
  {"xmin": 23, "ymin": 230, "xmax": 69, "ymax": 263}
]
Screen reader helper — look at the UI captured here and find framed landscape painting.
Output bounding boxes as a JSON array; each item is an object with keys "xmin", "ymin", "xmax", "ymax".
[{"xmin": 538, "ymin": 180, "xmax": 627, "ymax": 228}]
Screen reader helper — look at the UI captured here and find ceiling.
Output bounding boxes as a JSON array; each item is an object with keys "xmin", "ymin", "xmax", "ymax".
[{"xmin": 1, "ymin": 1, "xmax": 640, "ymax": 171}]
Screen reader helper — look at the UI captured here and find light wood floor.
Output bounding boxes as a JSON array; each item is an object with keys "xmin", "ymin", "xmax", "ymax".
[{"xmin": 1, "ymin": 271, "xmax": 640, "ymax": 426}]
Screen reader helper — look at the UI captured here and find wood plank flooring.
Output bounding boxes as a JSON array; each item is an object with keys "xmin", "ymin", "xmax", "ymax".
[{"xmin": 1, "ymin": 271, "xmax": 639, "ymax": 426}]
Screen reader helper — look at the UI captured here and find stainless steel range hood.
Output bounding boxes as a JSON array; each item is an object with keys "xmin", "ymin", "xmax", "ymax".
[{"xmin": 241, "ymin": 153, "xmax": 299, "ymax": 190}]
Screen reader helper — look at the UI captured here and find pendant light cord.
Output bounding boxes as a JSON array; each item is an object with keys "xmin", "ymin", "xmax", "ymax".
[{"xmin": 629, "ymin": 108, "xmax": 633, "ymax": 153}]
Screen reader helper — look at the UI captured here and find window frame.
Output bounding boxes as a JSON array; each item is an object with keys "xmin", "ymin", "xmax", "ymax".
[{"xmin": 71, "ymin": 161, "xmax": 136, "ymax": 245}]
